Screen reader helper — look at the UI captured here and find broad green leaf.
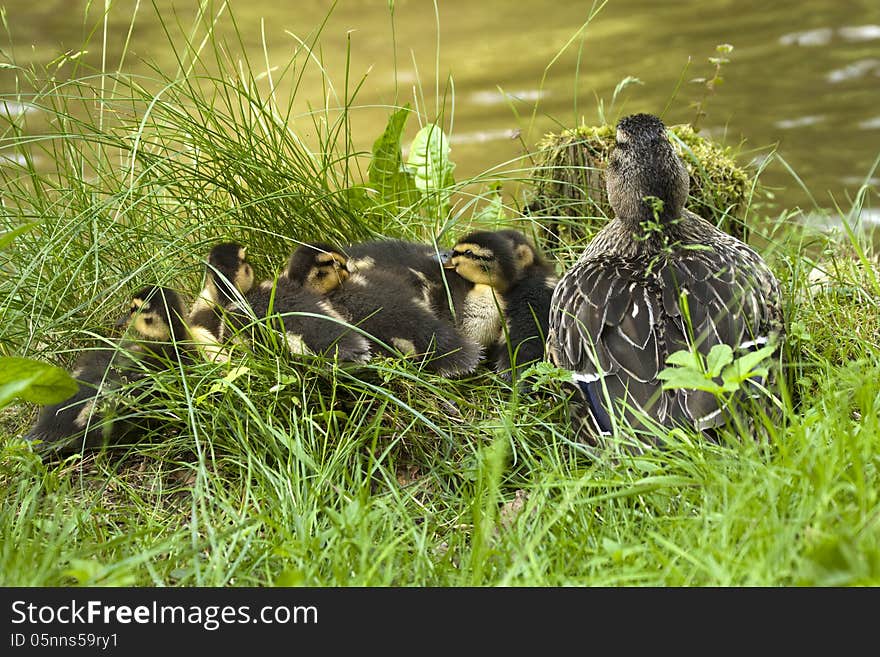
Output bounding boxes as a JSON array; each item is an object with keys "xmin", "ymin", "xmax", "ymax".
[
  {"xmin": 724, "ymin": 343, "xmax": 777, "ymax": 382},
  {"xmin": 657, "ymin": 367, "xmax": 723, "ymax": 394},
  {"xmin": 721, "ymin": 365, "xmax": 769, "ymax": 391},
  {"xmin": 0, "ymin": 356, "xmax": 78, "ymax": 408},
  {"xmin": 666, "ymin": 349, "xmax": 700, "ymax": 368},
  {"xmin": 705, "ymin": 344, "xmax": 734, "ymax": 377},
  {"xmin": 406, "ymin": 123, "xmax": 455, "ymax": 216},
  {"xmin": 368, "ymin": 104, "xmax": 412, "ymax": 201},
  {"xmin": 0, "ymin": 222, "xmax": 37, "ymax": 250}
]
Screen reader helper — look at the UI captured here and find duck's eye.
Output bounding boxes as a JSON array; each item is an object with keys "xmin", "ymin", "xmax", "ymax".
[
  {"xmin": 315, "ymin": 271, "xmax": 327, "ymax": 279},
  {"xmin": 143, "ymin": 316, "xmax": 154, "ymax": 325},
  {"xmin": 464, "ymin": 249, "xmax": 473, "ymax": 257}
]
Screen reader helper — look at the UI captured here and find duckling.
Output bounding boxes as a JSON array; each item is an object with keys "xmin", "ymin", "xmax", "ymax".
[
  {"xmin": 441, "ymin": 230, "xmax": 517, "ymax": 351},
  {"xmin": 546, "ymin": 113, "xmax": 785, "ymax": 446},
  {"xmin": 345, "ymin": 238, "xmax": 471, "ymax": 324},
  {"xmin": 345, "ymin": 238, "xmax": 442, "ymax": 282},
  {"xmin": 491, "ymin": 229, "xmax": 558, "ymax": 380},
  {"xmin": 287, "ymin": 243, "xmax": 481, "ymax": 377},
  {"xmin": 23, "ymin": 286, "xmax": 192, "ymax": 454},
  {"xmin": 188, "ymin": 242, "xmax": 255, "ymax": 361},
  {"xmin": 442, "ymin": 229, "xmax": 557, "ymax": 381},
  {"xmin": 198, "ymin": 242, "xmax": 371, "ymax": 363}
]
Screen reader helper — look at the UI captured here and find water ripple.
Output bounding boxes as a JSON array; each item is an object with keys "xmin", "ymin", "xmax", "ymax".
[
  {"xmin": 857, "ymin": 116, "xmax": 880, "ymax": 129},
  {"xmin": 449, "ymin": 128, "xmax": 521, "ymax": 145},
  {"xmin": 470, "ymin": 89, "xmax": 546, "ymax": 106},
  {"xmin": 826, "ymin": 58, "xmax": 880, "ymax": 83},
  {"xmin": 0, "ymin": 152, "xmax": 29, "ymax": 166},
  {"xmin": 775, "ymin": 115, "xmax": 826, "ymax": 129},
  {"xmin": 838, "ymin": 25, "xmax": 880, "ymax": 42},
  {"xmin": 779, "ymin": 28, "xmax": 833, "ymax": 46},
  {"xmin": 780, "ymin": 24, "xmax": 880, "ymax": 46},
  {"xmin": 841, "ymin": 176, "xmax": 879, "ymax": 186},
  {"xmin": 0, "ymin": 100, "xmax": 37, "ymax": 119}
]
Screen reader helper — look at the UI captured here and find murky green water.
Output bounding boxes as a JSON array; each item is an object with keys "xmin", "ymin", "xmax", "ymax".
[{"xmin": 2, "ymin": 0, "xmax": 879, "ymax": 225}]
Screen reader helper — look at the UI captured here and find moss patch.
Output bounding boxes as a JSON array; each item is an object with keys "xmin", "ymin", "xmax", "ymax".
[{"xmin": 527, "ymin": 123, "xmax": 753, "ymax": 248}]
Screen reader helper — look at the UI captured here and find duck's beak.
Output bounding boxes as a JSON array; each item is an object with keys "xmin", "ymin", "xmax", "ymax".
[
  {"xmin": 116, "ymin": 313, "xmax": 131, "ymax": 328},
  {"xmin": 439, "ymin": 251, "xmax": 456, "ymax": 270}
]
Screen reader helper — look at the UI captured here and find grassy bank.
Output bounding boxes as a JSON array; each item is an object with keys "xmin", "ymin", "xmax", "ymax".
[{"xmin": 1, "ymin": 4, "xmax": 879, "ymax": 586}]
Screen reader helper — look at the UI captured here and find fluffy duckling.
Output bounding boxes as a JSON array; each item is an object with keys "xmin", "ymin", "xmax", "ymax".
[
  {"xmin": 197, "ymin": 242, "xmax": 370, "ymax": 363},
  {"xmin": 287, "ymin": 243, "xmax": 481, "ymax": 377},
  {"xmin": 344, "ymin": 238, "xmax": 472, "ymax": 324},
  {"xmin": 442, "ymin": 229, "xmax": 556, "ymax": 380},
  {"xmin": 441, "ymin": 230, "xmax": 516, "ymax": 351},
  {"xmin": 546, "ymin": 113, "xmax": 785, "ymax": 446},
  {"xmin": 188, "ymin": 242, "xmax": 255, "ymax": 360},
  {"xmin": 24, "ymin": 286, "xmax": 192, "ymax": 454},
  {"xmin": 491, "ymin": 230, "xmax": 558, "ymax": 380}
]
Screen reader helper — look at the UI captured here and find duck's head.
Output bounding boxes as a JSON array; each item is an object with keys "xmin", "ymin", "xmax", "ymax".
[
  {"xmin": 118, "ymin": 286, "xmax": 188, "ymax": 341},
  {"xmin": 605, "ymin": 113, "xmax": 689, "ymax": 223},
  {"xmin": 207, "ymin": 242, "xmax": 254, "ymax": 303},
  {"xmin": 442, "ymin": 231, "xmax": 521, "ymax": 292},
  {"xmin": 286, "ymin": 243, "xmax": 350, "ymax": 295}
]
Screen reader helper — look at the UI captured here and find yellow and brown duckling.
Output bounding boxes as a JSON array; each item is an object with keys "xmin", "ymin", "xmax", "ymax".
[
  {"xmin": 547, "ymin": 113, "xmax": 785, "ymax": 447},
  {"xmin": 442, "ymin": 229, "xmax": 557, "ymax": 381},
  {"xmin": 188, "ymin": 242, "xmax": 255, "ymax": 358},
  {"xmin": 195, "ymin": 242, "xmax": 370, "ymax": 363},
  {"xmin": 24, "ymin": 286, "xmax": 193, "ymax": 455},
  {"xmin": 441, "ymin": 231, "xmax": 516, "ymax": 350},
  {"xmin": 287, "ymin": 243, "xmax": 482, "ymax": 377}
]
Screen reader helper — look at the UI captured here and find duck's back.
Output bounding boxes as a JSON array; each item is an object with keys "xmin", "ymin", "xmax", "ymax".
[{"xmin": 549, "ymin": 219, "xmax": 784, "ymax": 441}]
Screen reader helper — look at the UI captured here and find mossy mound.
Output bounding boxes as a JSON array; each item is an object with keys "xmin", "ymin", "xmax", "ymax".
[{"xmin": 526, "ymin": 123, "xmax": 753, "ymax": 248}]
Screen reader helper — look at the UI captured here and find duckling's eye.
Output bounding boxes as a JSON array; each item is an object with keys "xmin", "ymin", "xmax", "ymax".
[
  {"xmin": 143, "ymin": 316, "xmax": 154, "ymax": 325},
  {"xmin": 315, "ymin": 271, "xmax": 327, "ymax": 279},
  {"xmin": 464, "ymin": 249, "xmax": 473, "ymax": 257}
]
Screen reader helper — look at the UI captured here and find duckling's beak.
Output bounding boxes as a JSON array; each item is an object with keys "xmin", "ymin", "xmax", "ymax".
[
  {"xmin": 434, "ymin": 249, "xmax": 452, "ymax": 264},
  {"xmin": 116, "ymin": 313, "xmax": 131, "ymax": 328}
]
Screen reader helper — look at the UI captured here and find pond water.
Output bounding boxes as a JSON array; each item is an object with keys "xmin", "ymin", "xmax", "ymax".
[{"xmin": 2, "ymin": 0, "xmax": 879, "ymax": 227}]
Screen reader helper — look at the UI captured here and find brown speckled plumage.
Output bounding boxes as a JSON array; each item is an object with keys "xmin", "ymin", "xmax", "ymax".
[{"xmin": 547, "ymin": 113, "xmax": 784, "ymax": 445}]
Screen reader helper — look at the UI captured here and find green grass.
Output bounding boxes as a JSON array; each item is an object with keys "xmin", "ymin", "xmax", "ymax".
[{"xmin": 1, "ymin": 3, "xmax": 879, "ymax": 587}]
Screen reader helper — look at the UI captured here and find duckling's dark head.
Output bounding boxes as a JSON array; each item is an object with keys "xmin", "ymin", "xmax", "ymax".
[
  {"xmin": 208, "ymin": 242, "xmax": 254, "ymax": 303},
  {"xmin": 286, "ymin": 243, "xmax": 349, "ymax": 295},
  {"xmin": 443, "ymin": 231, "xmax": 520, "ymax": 292},
  {"xmin": 120, "ymin": 286, "xmax": 187, "ymax": 340},
  {"xmin": 493, "ymin": 229, "xmax": 547, "ymax": 271},
  {"xmin": 605, "ymin": 113, "xmax": 689, "ymax": 224}
]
